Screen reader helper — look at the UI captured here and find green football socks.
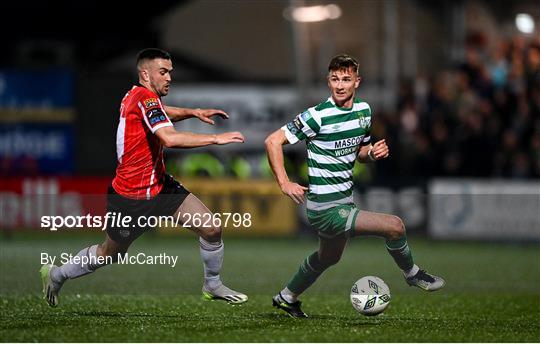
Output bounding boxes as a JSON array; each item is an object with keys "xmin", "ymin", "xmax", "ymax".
[
  {"xmin": 285, "ymin": 236, "xmax": 416, "ymax": 298},
  {"xmin": 286, "ymin": 252, "xmax": 326, "ymax": 295},
  {"xmin": 386, "ymin": 235, "xmax": 414, "ymax": 272}
]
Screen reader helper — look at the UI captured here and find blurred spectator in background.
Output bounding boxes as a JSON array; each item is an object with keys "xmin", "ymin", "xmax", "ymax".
[
  {"xmin": 376, "ymin": 32, "xmax": 540, "ymax": 180},
  {"xmin": 140, "ymin": 32, "xmax": 540, "ymax": 182}
]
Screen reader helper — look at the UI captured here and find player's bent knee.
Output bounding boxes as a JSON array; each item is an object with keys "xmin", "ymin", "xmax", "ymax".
[
  {"xmin": 112, "ymin": 251, "xmax": 128, "ymax": 263},
  {"xmin": 201, "ymin": 225, "xmax": 222, "ymax": 242},
  {"xmin": 388, "ymin": 215, "xmax": 406, "ymax": 240},
  {"xmin": 98, "ymin": 242, "xmax": 129, "ymax": 263}
]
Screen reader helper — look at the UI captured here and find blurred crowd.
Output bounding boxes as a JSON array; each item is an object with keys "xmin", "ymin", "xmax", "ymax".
[
  {"xmin": 374, "ymin": 34, "xmax": 540, "ymax": 179},
  {"xmin": 3, "ymin": 32, "xmax": 540, "ymax": 181}
]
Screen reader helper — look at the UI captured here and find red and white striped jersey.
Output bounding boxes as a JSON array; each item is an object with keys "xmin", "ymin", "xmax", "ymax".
[{"xmin": 112, "ymin": 85, "xmax": 173, "ymax": 199}]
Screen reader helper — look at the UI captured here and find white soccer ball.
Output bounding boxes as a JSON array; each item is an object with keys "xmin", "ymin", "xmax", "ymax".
[{"xmin": 350, "ymin": 276, "xmax": 391, "ymax": 316}]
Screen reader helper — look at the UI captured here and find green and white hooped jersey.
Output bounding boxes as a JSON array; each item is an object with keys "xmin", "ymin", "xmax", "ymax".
[{"xmin": 282, "ymin": 97, "xmax": 371, "ymax": 213}]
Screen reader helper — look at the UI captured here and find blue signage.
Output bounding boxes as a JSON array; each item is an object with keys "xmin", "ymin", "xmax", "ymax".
[
  {"xmin": 0, "ymin": 69, "xmax": 74, "ymax": 108},
  {"xmin": 0, "ymin": 124, "xmax": 74, "ymax": 175}
]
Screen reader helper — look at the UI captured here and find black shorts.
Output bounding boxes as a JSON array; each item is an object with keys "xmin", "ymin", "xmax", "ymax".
[{"xmin": 106, "ymin": 174, "xmax": 191, "ymax": 243}]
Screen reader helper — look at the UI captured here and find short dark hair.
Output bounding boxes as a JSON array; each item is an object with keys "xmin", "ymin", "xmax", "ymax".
[
  {"xmin": 328, "ymin": 54, "xmax": 359, "ymax": 74},
  {"xmin": 136, "ymin": 48, "xmax": 171, "ymax": 68}
]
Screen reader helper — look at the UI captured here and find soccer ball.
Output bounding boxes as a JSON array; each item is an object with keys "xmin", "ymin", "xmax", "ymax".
[{"xmin": 350, "ymin": 276, "xmax": 391, "ymax": 316}]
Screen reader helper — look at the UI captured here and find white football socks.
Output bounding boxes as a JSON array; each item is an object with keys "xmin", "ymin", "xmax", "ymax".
[
  {"xmin": 199, "ymin": 237, "xmax": 224, "ymax": 291},
  {"xmin": 50, "ymin": 244, "xmax": 108, "ymax": 283},
  {"xmin": 49, "ymin": 239, "xmax": 228, "ymax": 292},
  {"xmin": 280, "ymin": 287, "xmax": 298, "ymax": 303},
  {"xmin": 404, "ymin": 264, "xmax": 420, "ymax": 279}
]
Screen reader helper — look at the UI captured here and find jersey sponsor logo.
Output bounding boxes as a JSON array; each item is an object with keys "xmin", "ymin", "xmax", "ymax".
[
  {"xmin": 300, "ymin": 110, "xmax": 312, "ymax": 122},
  {"xmin": 335, "ymin": 146, "xmax": 357, "ymax": 157},
  {"xmin": 334, "ymin": 136, "xmax": 361, "ymax": 149},
  {"xmin": 146, "ymin": 108, "xmax": 167, "ymax": 126},
  {"xmin": 143, "ymin": 98, "xmax": 159, "ymax": 108}
]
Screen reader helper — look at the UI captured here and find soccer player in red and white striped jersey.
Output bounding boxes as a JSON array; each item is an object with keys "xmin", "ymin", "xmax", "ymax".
[{"xmin": 40, "ymin": 48, "xmax": 248, "ymax": 306}]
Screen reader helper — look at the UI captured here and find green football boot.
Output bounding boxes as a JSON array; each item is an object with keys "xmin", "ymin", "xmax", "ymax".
[
  {"xmin": 272, "ymin": 292, "xmax": 308, "ymax": 318},
  {"xmin": 40, "ymin": 264, "xmax": 63, "ymax": 307},
  {"xmin": 202, "ymin": 284, "xmax": 248, "ymax": 304}
]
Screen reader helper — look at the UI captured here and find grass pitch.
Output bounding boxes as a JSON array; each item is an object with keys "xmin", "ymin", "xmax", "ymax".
[{"xmin": 1, "ymin": 233, "xmax": 539, "ymax": 342}]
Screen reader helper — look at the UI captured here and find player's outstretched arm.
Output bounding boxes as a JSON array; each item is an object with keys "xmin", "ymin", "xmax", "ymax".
[
  {"xmin": 357, "ymin": 139, "xmax": 389, "ymax": 163},
  {"xmin": 163, "ymin": 105, "xmax": 229, "ymax": 124},
  {"xmin": 155, "ymin": 126, "xmax": 244, "ymax": 148},
  {"xmin": 265, "ymin": 129, "xmax": 308, "ymax": 204}
]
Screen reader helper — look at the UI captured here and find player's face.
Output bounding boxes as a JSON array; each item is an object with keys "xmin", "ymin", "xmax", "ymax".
[
  {"xmin": 147, "ymin": 58, "xmax": 173, "ymax": 97},
  {"xmin": 327, "ymin": 67, "xmax": 361, "ymax": 107}
]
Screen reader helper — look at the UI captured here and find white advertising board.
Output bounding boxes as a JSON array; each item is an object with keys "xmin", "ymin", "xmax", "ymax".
[{"xmin": 429, "ymin": 179, "xmax": 540, "ymax": 240}]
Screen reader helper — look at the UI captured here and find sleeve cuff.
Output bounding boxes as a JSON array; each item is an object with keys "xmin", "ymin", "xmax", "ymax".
[
  {"xmin": 281, "ymin": 126, "xmax": 299, "ymax": 144},
  {"xmin": 360, "ymin": 135, "xmax": 371, "ymax": 145},
  {"xmin": 150, "ymin": 121, "xmax": 173, "ymax": 134}
]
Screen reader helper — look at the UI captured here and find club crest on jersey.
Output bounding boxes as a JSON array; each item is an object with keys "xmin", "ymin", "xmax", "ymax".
[
  {"xmin": 144, "ymin": 98, "xmax": 159, "ymax": 108},
  {"xmin": 359, "ymin": 116, "xmax": 371, "ymax": 128}
]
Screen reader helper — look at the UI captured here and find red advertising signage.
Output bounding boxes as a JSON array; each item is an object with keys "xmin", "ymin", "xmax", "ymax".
[{"xmin": 0, "ymin": 177, "xmax": 112, "ymax": 229}]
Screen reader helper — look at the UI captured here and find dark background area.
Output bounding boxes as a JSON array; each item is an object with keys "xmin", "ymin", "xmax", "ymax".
[{"xmin": 1, "ymin": 0, "xmax": 539, "ymax": 180}]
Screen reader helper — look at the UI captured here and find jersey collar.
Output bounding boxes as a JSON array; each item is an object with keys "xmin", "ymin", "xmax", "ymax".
[{"xmin": 328, "ymin": 96, "xmax": 356, "ymax": 111}]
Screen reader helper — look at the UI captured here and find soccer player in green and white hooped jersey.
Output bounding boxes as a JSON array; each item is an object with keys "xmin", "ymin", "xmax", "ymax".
[{"xmin": 265, "ymin": 54, "xmax": 445, "ymax": 318}]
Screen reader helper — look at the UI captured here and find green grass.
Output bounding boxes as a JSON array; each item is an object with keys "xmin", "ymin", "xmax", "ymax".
[{"xmin": 1, "ymin": 233, "xmax": 539, "ymax": 342}]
